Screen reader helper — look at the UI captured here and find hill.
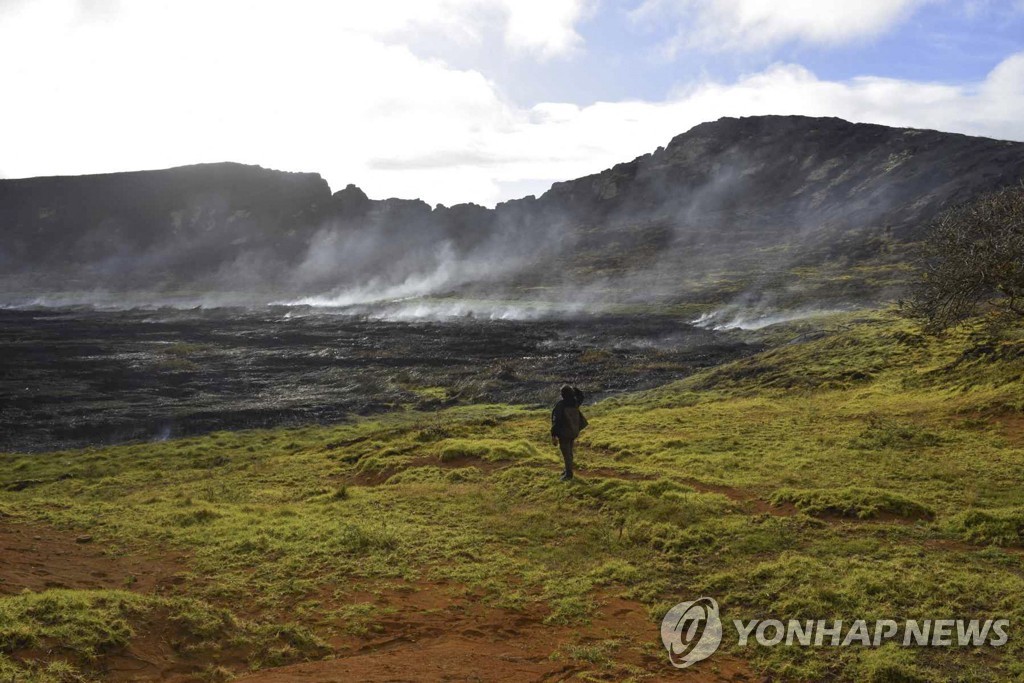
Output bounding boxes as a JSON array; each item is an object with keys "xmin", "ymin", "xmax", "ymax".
[{"xmin": 2, "ymin": 116, "xmax": 1023, "ymax": 308}]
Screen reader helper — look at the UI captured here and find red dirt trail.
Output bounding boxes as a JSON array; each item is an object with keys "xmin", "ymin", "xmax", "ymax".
[{"xmin": 0, "ymin": 517, "xmax": 186, "ymax": 596}]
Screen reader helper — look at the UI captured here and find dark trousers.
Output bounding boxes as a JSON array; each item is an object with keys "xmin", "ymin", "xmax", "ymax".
[{"xmin": 558, "ymin": 437, "xmax": 574, "ymax": 477}]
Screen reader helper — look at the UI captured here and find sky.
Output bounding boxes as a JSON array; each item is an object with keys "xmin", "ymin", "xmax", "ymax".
[{"xmin": 1, "ymin": 0, "xmax": 1023, "ymax": 207}]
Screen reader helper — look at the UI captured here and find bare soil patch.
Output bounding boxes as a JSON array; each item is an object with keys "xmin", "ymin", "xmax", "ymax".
[
  {"xmin": 0, "ymin": 517, "xmax": 186, "ymax": 596},
  {"xmin": 237, "ymin": 580, "xmax": 757, "ymax": 683}
]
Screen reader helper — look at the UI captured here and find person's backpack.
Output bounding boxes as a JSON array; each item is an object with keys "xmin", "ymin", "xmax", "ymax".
[
  {"xmin": 563, "ymin": 405, "xmax": 582, "ymax": 437},
  {"xmin": 568, "ymin": 388, "xmax": 589, "ymax": 436}
]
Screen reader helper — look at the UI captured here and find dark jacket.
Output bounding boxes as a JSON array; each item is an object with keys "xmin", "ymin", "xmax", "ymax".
[{"xmin": 551, "ymin": 398, "xmax": 588, "ymax": 440}]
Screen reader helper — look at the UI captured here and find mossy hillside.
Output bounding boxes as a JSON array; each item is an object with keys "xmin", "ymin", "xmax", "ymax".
[
  {"xmin": 0, "ymin": 589, "xmax": 328, "ymax": 683},
  {"xmin": 2, "ymin": 311, "xmax": 1024, "ymax": 681}
]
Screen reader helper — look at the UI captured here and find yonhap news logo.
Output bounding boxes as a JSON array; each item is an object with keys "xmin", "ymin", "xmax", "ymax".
[
  {"xmin": 662, "ymin": 596, "xmax": 1009, "ymax": 669},
  {"xmin": 660, "ymin": 597, "xmax": 723, "ymax": 668}
]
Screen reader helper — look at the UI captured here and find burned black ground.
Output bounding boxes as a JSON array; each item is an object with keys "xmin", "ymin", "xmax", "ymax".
[{"xmin": 0, "ymin": 306, "xmax": 758, "ymax": 452}]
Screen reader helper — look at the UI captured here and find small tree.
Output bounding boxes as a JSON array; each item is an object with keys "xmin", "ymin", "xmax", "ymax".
[{"xmin": 905, "ymin": 183, "xmax": 1024, "ymax": 331}]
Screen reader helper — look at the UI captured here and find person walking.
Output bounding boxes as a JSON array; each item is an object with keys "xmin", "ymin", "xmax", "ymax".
[{"xmin": 551, "ymin": 385, "xmax": 588, "ymax": 481}]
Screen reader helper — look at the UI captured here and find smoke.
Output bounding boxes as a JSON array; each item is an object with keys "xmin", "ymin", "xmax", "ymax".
[
  {"xmin": 3, "ymin": 116, "xmax": 979, "ymax": 315},
  {"xmin": 154, "ymin": 424, "xmax": 173, "ymax": 442},
  {"xmin": 281, "ymin": 209, "xmax": 567, "ymax": 309},
  {"xmin": 691, "ymin": 306, "xmax": 847, "ymax": 330},
  {"xmin": 285, "ymin": 298, "xmax": 597, "ymax": 322},
  {"xmin": 284, "ymin": 255, "xmax": 462, "ymax": 308}
]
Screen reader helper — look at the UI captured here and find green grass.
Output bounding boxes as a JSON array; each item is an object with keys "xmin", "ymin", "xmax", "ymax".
[
  {"xmin": 436, "ymin": 438, "xmax": 540, "ymax": 462},
  {"xmin": 770, "ymin": 486, "xmax": 934, "ymax": 520},
  {"xmin": 2, "ymin": 310, "xmax": 1024, "ymax": 680},
  {"xmin": 0, "ymin": 589, "xmax": 328, "ymax": 682}
]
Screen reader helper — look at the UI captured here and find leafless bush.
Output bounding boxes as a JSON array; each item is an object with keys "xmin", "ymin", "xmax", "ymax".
[{"xmin": 904, "ymin": 183, "xmax": 1024, "ymax": 331}]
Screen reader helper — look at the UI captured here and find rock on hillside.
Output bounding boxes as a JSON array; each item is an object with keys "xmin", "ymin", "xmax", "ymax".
[{"xmin": 0, "ymin": 163, "xmax": 330, "ymax": 288}]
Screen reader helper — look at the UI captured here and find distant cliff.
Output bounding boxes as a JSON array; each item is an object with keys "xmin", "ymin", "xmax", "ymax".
[
  {"xmin": 2, "ymin": 116, "xmax": 1023, "ymax": 305},
  {"xmin": 538, "ymin": 116, "xmax": 1024, "ymax": 236}
]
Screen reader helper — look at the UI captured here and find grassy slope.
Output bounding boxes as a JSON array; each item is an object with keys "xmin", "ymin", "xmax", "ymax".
[{"xmin": 2, "ymin": 310, "xmax": 1024, "ymax": 681}]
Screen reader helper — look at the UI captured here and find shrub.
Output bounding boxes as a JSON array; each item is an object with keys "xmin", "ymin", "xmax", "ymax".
[{"xmin": 905, "ymin": 183, "xmax": 1024, "ymax": 330}]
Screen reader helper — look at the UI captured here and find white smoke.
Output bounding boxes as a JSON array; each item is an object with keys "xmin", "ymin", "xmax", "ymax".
[
  {"xmin": 279, "ymin": 297, "xmax": 597, "ymax": 321},
  {"xmin": 692, "ymin": 305, "xmax": 849, "ymax": 330},
  {"xmin": 366, "ymin": 299, "xmax": 595, "ymax": 321},
  {"xmin": 284, "ymin": 268, "xmax": 457, "ymax": 308}
]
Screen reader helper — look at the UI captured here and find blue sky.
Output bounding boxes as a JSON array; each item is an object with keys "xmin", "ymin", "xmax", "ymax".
[
  {"xmin": 1, "ymin": 0, "xmax": 1022, "ymax": 206},
  {"xmin": 440, "ymin": 1, "xmax": 1024, "ymax": 104}
]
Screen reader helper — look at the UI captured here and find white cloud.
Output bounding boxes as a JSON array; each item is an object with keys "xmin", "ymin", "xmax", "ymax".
[
  {"xmin": 632, "ymin": 0, "xmax": 934, "ymax": 53},
  {"xmin": 558, "ymin": 55, "xmax": 1022, "ymax": 173},
  {"xmin": 374, "ymin": 54, "xmax": 1024, "ymax": 205},
  {"xmin": 0, "ymin": 0, "xmax": 585, "ymax": 204},
  {"xmin": 306, "ymin": 0, "xmax": 590, "ymax": 58},
  {"xmin": 0, "ymin": 1, "xmax": 1021, "ymax": 208},
  {"xmin": 501, "ymin": 0, "xmax": 590, "ymax": 58},
  {"xmin": 362, "ymin": 54, "xmax": 1024, "ymax": 206}
]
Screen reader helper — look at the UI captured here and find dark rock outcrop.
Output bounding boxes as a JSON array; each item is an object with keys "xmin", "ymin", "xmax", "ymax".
[{"xmin": 0, "ymin": 162, "xmax": 330, "ymax": 290}]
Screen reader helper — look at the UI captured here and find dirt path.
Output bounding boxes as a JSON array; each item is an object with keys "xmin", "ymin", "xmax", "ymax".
[{"xmin": 0, "ymin": 516, "xmax": 186, "ymax": 596}]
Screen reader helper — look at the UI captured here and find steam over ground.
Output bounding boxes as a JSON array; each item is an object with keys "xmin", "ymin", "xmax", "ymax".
[{"xmin": 2, "ymin": 116, "xmax": 1024, "ymax": 321}]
